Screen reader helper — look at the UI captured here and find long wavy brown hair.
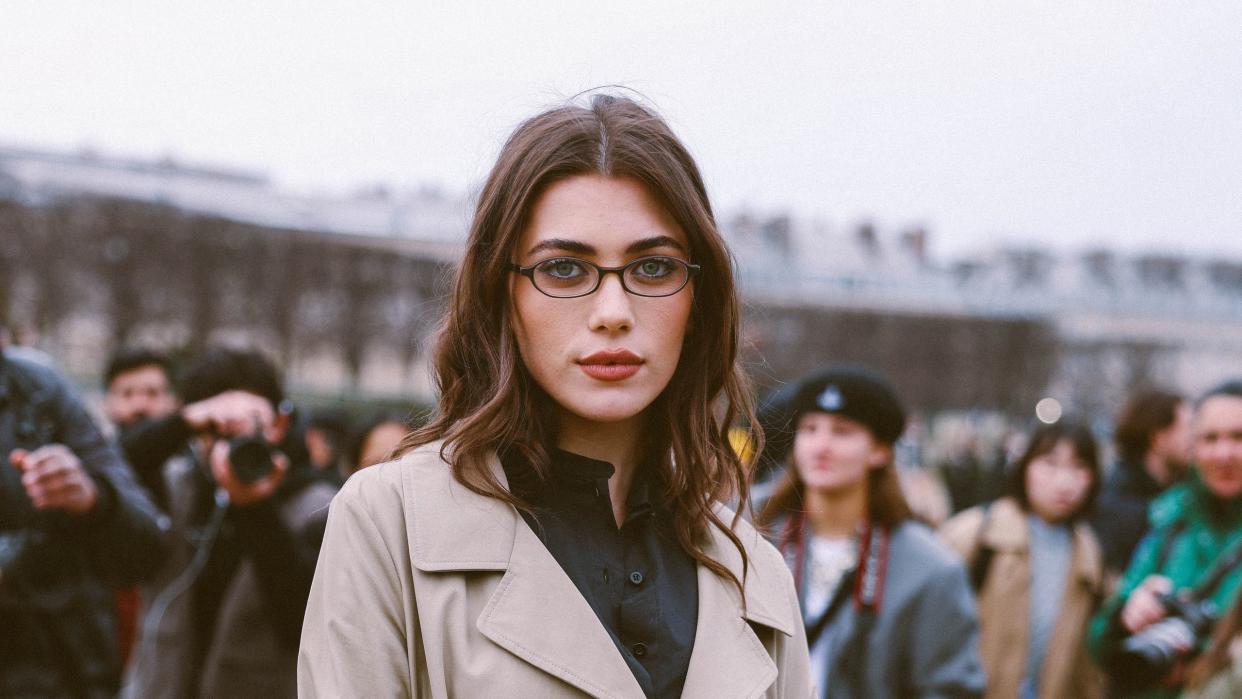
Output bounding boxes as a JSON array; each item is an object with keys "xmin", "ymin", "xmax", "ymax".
[{"xmin": 399, "ymin": 93, "xmax": 761, "ymax": 595}]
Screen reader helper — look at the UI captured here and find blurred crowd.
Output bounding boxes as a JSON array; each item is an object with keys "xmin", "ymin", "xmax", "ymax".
[{"xmin": 3, "ymin": 332, "xmax": 1241, "ymax": 699}]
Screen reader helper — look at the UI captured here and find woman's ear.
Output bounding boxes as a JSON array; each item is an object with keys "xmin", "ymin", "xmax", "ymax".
[{"xmin": 868, "ymin": 444, "xmax": 893, "ymax": 470}]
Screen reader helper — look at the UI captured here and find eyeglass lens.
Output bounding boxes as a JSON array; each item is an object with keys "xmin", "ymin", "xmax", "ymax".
[{"xmin": 532, "ymin": 256, "xmax": 690, "ymax": 297}]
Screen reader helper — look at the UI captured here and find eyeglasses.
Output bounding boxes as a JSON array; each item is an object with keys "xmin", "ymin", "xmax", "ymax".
[{"xmin": 509, "ymin": 255, "xmax": 700, "ymax": 298}]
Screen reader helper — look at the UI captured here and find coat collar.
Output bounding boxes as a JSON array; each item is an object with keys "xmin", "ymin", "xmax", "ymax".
[
  {"xmin": 398, "ymin": 441, "xmax": 795, "ymax": 698},
  {"xmin": 981, "ymin": 497, "xmax": 1102, "ymax": 589}
]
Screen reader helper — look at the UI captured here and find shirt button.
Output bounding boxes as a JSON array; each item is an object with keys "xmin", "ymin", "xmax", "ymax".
[
  {"xmin": 632, "ymin": 642, "xmax": 647, "ymax": 658},
  {"xmin": 629, "ymin": 571, "xmax": 644, "ymax": 585}
]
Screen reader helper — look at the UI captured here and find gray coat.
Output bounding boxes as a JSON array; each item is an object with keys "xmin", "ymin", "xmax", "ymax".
[{"xmin": 776, "ymin": 517, "xmax": 986, "ymax": 699}]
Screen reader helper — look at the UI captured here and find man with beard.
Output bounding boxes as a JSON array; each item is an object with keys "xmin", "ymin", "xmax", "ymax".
[
  {"xmin": 1091, "ymin": 388, "xmax": 1192, "ymax": 579},
  {"xmin": 102, "ymin": 348, "xmax": 181, "ymax": 668},
  {"xmin": 103, "ymin": 349, "xmax": 179, "ymax": 438}
]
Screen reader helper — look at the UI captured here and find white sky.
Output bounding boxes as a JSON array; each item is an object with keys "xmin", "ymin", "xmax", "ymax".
[{"xmin": 3, "ymin": 1, "xmax": 1241, "ymax": 259}]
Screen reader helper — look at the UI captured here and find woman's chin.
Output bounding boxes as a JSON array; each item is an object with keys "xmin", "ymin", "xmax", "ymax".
[
  {"xmin": 558, "ymin": 397, "xmax": 652, "ymax": 426},
  {"xmin": 805, "ymin": 475, "xmax": 862, "ymax": 495}
]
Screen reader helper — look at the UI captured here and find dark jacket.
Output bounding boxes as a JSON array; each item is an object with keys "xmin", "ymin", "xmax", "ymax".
[
  {"xmin": 1090, "ymin": 461, "xmax": 1165, "ymax": 576},
  {"xmin": 124, "ymin": 436, "xmax": 336, "ymax": 698},
  {"xmin": 0, "ymin": 352, "xmax": 167, "ymax": 698}
]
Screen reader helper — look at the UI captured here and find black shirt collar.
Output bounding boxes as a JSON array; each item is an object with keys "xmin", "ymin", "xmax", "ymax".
[{"xmin": 505, "ymin": 447, "xmax": 655, "ymax": 514}]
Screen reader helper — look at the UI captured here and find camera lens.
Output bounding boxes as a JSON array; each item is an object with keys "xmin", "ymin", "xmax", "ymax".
[{"xmin": 227, "ymin": 436, "xmax": 276, "ymax": 484}]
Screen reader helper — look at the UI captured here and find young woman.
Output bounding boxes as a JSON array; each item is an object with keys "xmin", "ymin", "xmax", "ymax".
[
  {"xmin": 298, "ymin": 95, "xmax": 811, "ymax": 698},
  {"xmin": 757, "ymin": 366, "xmax": 985, "ymax": 699},
  {"xmin": 941, "ymin": 420, "xmax": 1107, "ymax": 699},
  {"xmin": 345, "ymin": 412, "xmax": 409, "ymax": 475}
]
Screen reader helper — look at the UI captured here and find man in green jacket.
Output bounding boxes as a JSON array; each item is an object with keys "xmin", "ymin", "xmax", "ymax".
[{"xmin": 1088, "ymin": 380, "xmax": 1242, "ymax": 698}]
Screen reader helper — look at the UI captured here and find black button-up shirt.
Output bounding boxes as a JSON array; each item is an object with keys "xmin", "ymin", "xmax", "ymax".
[{"xmin": 502, "ymin": 449, "xmax": 698, "ymax": 699}]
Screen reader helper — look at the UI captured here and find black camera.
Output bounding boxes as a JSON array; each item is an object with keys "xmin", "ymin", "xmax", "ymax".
[
  {"xmin": 1109, "ymin": 593, "xmax": 1217, "ymax": 690},
  {"xmin": 226, "ymin": 434, "xmax": 277, "ymax": 484}
]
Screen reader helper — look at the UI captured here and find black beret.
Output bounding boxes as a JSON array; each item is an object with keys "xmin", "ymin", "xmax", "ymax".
[{"xmin": 787, "ymin": 365, "xmax": 907, "ymax": 446}]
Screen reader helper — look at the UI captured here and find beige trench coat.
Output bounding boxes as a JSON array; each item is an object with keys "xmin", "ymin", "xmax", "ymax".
[
  {"xmin": 940, "ymin": 497, "xmax": 1106, "ymax": 699},
  {"xmin": 298, "ymin": 441, "xmax": 812, "ymax": 698}
]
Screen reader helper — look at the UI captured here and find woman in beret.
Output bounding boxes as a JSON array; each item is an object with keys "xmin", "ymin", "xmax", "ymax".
[{"xmin": 757, "ymin": 365, "xmax": 985, "ymax": 699}]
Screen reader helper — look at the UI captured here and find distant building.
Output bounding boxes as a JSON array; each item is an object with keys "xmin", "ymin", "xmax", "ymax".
[{"xmin": 3, "ymin": 144, "xmax": 1240, "ymax": 417}]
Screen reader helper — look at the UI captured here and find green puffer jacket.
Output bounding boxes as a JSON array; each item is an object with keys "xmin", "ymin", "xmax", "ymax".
[{"xmin": 1087, "ymin": 475, "xmax": 1242, "ymax": 699}]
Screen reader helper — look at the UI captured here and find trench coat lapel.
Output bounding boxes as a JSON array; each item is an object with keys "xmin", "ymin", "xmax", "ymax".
[
  {"xmin": 682, "ymin": 509, "xmax": 796, "ymax": 699},
  {"xmin": 477, "ymin": 521, "xmax": 645, "ymax": 699},
  {"xmin": 405, "ymin": 447, "xmax": 644, "ymax": 699}
]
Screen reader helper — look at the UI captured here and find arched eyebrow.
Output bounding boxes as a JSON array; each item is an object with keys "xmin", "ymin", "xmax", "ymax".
[{"xmin": 525, "ymin": 235, "xmax": 688, "ymax": 257}]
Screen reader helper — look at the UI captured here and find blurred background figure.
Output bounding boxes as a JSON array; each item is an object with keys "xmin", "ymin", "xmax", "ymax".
[
  {"xmin": 757, "ymin": 365, "xmax": 985, "ymax": 699},
  {"xmin": 102, "ymin": 347, "xmax": 179, "ymax": 670},
  {"xmin": 345, "ymin": 412, "xmax": 409, "ymax": 476},
  {"xmin": 302, "ymin": 408, "xmax": 350, "ymax": 480},
  {"xmin": 103, "ymin": 348, "xmax": 178, "ymax": 437},
  {"xmin": 0, "ymin": 347, "xmax": 166, "ymax": 697},
  {"xmin": 0, "ymin": 323, "xmax": 57, "ymax": 368},
  {"xmin": 941, "ymin": 420, "xmax": 1106, "ymax": 699},
  {"xmin": 893, "ymin": 417, "xmax": 953, "ymax": 528},
  {"xmin": 122, "ymin": 347, "xmax": 337, "ymax": 699},
  {"xmin": 1091, "ymin": 388, "xmax": 1192, "ymax": 580},
  {"xmin": 931, "ymin": 415, "xmax": 1012, "ymax": 516},
  {"xmin": 1088, "ymin": 381, "xmax": 1242, "ymax": 698}
]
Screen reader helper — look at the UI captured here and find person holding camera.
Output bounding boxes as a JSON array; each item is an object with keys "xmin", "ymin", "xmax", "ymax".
[
  {"xmin": 0, "ymin": 348, "xmax": 168, "ymax": 697},
  {"xmin": 1087, "ymin": 380, "xmax": 1242, "ymax": 698},
  {"xmin": 123, "ymin": 347, "xmax": 337, "ymax": 699}
]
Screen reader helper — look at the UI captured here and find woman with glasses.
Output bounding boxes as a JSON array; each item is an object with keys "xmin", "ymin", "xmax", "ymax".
[{"xmin": 298, "ymin": 94, "xmax": 811, "ymax": 698}]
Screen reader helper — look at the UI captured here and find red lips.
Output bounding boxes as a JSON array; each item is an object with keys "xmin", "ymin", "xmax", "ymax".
[{"xmin": 577, "ymin": 349, "xmax": 643, "ymax": 381}]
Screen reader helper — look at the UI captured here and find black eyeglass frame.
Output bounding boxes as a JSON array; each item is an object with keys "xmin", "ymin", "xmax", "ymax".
[{"xmin": 508, "ymin": 255, "xmax": 702, "ymax": 299}]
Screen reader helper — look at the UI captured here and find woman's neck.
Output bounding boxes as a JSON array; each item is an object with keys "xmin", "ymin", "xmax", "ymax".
[
  {"xmin": 557, "ymin": 410, "xmax": 644, "ymax": 527},
  {"xmin": 804, "ymin": 480, "xmax": 869, "ymax": 539}
]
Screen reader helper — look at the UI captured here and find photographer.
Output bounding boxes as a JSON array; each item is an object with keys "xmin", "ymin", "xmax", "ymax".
[
  {"xmin": 0, "ymin": 349, "xmax": 167, "ymax": 697},
  {"xmin": 123, "ymin": 347, "xmax": 337, "ymax": 699},
  {"xmin": 1087, "ymin": 380, "xmax": 1242, "ymax": 698}
]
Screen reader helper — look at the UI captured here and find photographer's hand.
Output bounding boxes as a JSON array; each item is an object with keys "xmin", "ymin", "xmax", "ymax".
[
  {"xmin": 10, "ymin": 445, "xmax": 99, "ymax": 514},
  {"xmin": 1122, "ymin": 575, "xmax": 1173, "ymax": 633},
  {"xmin": 209, "ymin": 439, "xmax": 289, "ymax": 507},
  {"xmin": 182, "ymin": 390, "xmax": 276, "ymax": 438}
]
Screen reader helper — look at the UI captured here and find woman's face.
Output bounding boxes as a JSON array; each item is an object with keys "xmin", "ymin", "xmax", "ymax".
[
  {"xmin": 792, "ymin": 412, "xmax": 888, "ymax": 494},
  {"xmin": 356, "ymin": 421, "xmax": 408, "ymax": 472},
  {"xmin": 1024, "ymin": 439, "xmax": 1093, "ymax": 524},
  {"xmin": 511, "ymin": 174, "xmax": 693, "ymax": 428},
  {"xmin": 1194, "ymin": 395, "xmax": 1242, "ymax": 500}
]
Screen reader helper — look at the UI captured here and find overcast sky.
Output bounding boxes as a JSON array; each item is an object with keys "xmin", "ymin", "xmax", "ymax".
[{"xmin": 4, "ymin": 1, "xmax": 1241, "ymax": 259}]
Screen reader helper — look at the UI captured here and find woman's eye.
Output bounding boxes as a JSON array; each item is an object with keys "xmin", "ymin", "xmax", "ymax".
[
  {"xmin": 634, "ymin": 258, "xmax": 673, "ymax": 278},
  {"xmin": 540, "ymin": 259, "xmax": 586, "ymax": 279}
]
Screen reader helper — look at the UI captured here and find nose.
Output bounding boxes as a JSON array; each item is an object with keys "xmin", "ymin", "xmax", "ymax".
[
  {"xmin": 1200, "ymin": 439, "xmax": 1235, "ymax": 466},
  {"xmin": 588, "ymin": 272, "xmax": 634, "ymax": 334},
  {"xmin": 800, "ymin": 430, "xmax": 834, "ymax": 457}
]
